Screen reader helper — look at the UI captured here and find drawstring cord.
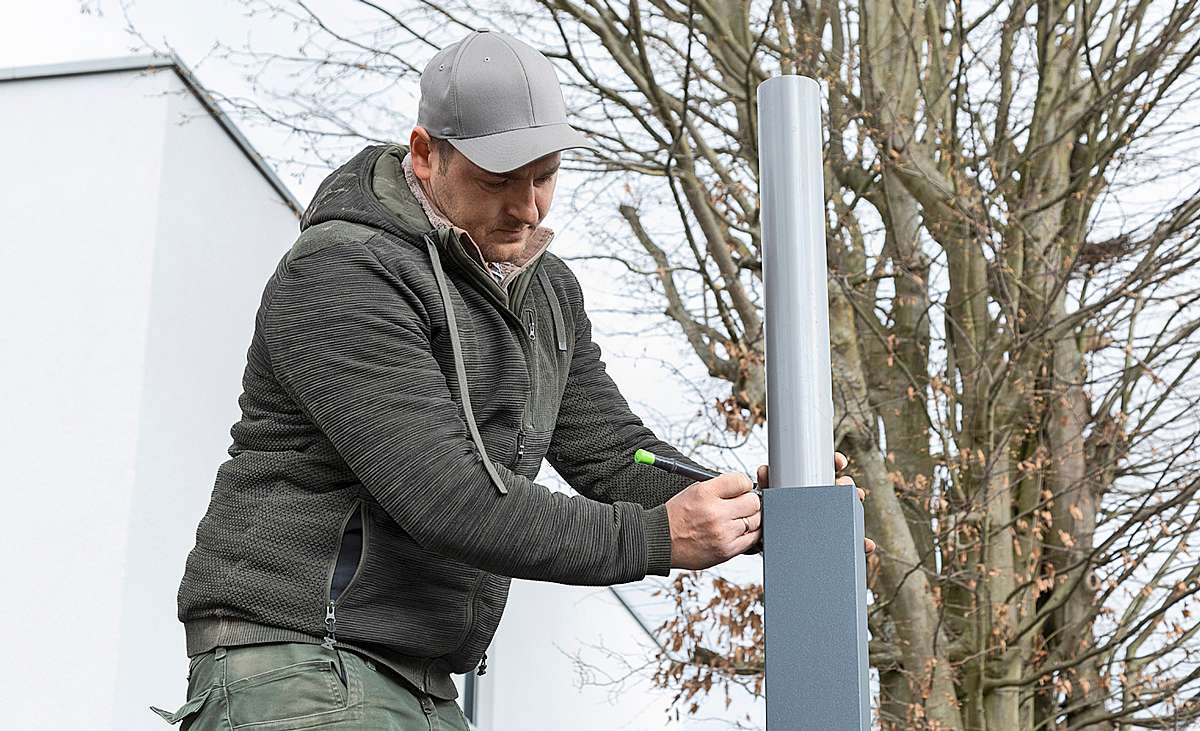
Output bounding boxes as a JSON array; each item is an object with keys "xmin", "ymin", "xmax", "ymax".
[{"xmin": 426, "ymin": 234, "xmax": 509, "ymax": 495}]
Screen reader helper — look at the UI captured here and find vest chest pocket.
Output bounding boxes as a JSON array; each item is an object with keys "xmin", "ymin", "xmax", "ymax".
[
  {"xmin": 522, "ymin": 296, "xmax": 569, "ymax": 435},
  {"xmin": 513, "ymin": 428, "xmax": 553, "ymax": 478}
]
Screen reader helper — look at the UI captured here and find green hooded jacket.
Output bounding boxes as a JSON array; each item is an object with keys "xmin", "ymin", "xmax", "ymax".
[{"xmin": 176, "ymin": 145, "xmax": 696, "ymax": 698}]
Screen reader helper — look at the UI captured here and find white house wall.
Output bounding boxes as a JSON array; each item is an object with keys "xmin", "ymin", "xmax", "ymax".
[
  {"xmin": 1, "ymin": 67, "xmax": 172, "ymax": 730},
  {"xmin": 109, "ymin": 71, "xmax": 301, "ymax": 730},
  {"xmin": 0, "ymin": 66, "xmax": 296, "ymax": 730},
  {"xmin": 484, "ymin": 580, "xmax": 683, "ymax": 730}
]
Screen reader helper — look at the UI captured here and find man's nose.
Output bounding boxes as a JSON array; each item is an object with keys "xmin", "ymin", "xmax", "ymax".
[{"xmin": 506, "ymin": 183, "xmax": 539, "ymax": 226}]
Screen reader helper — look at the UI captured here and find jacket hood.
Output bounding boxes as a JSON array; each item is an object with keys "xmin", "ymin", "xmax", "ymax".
[{"xmin": 301, "ymin": 145, "xmax": 430, "ymax": 245}]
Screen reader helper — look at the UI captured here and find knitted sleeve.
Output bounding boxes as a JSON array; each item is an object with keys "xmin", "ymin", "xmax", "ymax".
[
  {"xmin": 545, "ymin": 262, "xmax": 711, "ymax": 575},
  {"xmin": 263, "ymin": 239, "xmax": 664, "ymax": 584}
]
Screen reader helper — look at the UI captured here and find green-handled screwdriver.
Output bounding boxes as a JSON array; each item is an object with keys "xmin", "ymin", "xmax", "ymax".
[{"xmin": 634, "ymin": 449, "xmax": 761, "ymax": 494}]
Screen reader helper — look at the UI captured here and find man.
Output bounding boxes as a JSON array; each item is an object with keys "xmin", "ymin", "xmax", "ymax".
[{"xmin": 153, "ymin": 30, "xmax": 869, "ymax": 730}]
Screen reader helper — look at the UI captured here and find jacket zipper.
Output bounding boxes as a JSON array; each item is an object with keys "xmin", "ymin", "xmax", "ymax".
[
  {"xmin": 524, "ymin": 309, "xmax": 537, "ymax": 341},
  {"xmin": 323, "ymin": 601, "xmax": 338, "ymax": 650},
  {"xmin": 454, "ymin": 572, "xmax": 486, "ymax": 658},
  {"xmin": 323, "ymin": 501, "xmax": 368, "ymax": 649},
  {"xmin": 520, "ymin": 307, "xmax": 540, "ymax": 438},
  {"xmin": 424, "ymin": 232, "xmax": 539, "ymax": 678}
]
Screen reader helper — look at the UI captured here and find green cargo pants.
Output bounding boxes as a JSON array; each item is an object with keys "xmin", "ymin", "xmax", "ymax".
[{"xmin": 150, "ymin": 643, "xmax": 470, "ymax": 731}]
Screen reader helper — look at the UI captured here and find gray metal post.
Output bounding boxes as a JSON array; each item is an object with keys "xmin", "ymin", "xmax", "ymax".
[{"xmin": 758, "ymin": 75, "xmax": 871, "ymax": 730}]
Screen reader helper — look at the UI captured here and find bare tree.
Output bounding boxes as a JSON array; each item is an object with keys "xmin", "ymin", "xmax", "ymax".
[{"xmin": 172, "ymin": 1, "xmax": 1200, "ymax": 728}]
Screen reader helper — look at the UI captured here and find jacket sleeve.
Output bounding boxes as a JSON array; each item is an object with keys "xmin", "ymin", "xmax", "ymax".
[
  {"xmin": 545, "ymin": 264, "xmax": 703, "ymax": 520},
  {"xmin": 262, "ymin": 240, "xmax": 668, "ymax": 584}
]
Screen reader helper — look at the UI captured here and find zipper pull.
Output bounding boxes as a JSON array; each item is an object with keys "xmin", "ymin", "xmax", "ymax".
[
  {"xmin": 477, "ymin": 651, "xmax": 488, "ymax": 676},
  {"xmin": 516, "ymin": 432, "xmax": 526, "ymax": 462},
  {"xmin": 525, "ymin": 310, "xmax": 536, "ymax": 341},
  {"xmin": 322, "ymin": 601, "xmax": 337, "ymax": 649}
]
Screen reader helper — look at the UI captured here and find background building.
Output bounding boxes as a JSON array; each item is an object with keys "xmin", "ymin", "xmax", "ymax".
[{"xmin": 0, "ymin": 56, "xmax": 677, "ymax": 730}]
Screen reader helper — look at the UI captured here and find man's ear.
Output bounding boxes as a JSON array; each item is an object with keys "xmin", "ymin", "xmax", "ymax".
[{"xmin": 409, "ymin": 126, "xmax": 434, "ymax": 182}]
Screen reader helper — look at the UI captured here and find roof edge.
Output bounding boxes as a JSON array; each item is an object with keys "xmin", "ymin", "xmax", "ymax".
[
  {"xmin": 0, "ymin": 55, "xmax": 177, "ymax": 83},
  {"xmin": 0, "ymin": 55, "xmax": 304, "ymax": 217},
  {"xmin": 609, "ymin": 587, "xmax": 665, "ymax": 651}
]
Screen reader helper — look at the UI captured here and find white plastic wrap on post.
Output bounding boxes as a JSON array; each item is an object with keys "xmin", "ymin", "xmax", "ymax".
[{"xmin": 759, "ymin": 75, "xmax": 834, "ymax": 488}]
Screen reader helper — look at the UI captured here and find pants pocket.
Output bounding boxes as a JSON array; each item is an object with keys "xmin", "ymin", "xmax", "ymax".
[
  {"xmin": 150, "ymin": 688, "xmax": 211, "ymax": 726},
  {"xmin": 225, "ymin": 645, "xmax": 358, "ymax": 730}
]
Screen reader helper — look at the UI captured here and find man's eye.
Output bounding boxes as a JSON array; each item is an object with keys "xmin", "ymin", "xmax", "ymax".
[
  {"xmin": 483, "ymin": 178, "xmax": 506, "ymax": 189},
  {"xmin": 535, "ymin": 176, "xmax": 554, "ymax": 186}
]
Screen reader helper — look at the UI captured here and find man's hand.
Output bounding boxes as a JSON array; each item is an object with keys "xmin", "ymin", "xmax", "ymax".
[
  {"xmin": 756, "ymin": 452, "xmax": 877, "ymax": 554},
  {"xmin": 665, "ymin": 472, "xmax": 761, "ymax": 569}
]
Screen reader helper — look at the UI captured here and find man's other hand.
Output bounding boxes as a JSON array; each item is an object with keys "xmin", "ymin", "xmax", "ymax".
[
  {"xmin": 755, "ymin": 452, "xmax": 877, "ymax": 554},
  {"xmin": 665, "ymin": 472, "xmax": 761, "ymax": 570}
]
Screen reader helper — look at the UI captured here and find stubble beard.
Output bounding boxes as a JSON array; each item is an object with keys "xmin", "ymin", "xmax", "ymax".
[
  {"xmin": 479, "ymin": 229, "xmax": 533, "ymax": 263},
  {"xmin": 426, "ymin": 176, "xmax": 533, "ymax": 264}
]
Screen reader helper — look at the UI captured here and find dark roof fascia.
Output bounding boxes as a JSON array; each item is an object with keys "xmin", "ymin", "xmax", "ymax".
[
  {"xmin": 0, "ymin": 55, "xmax": 304, "ymax": 217},
  {"xmin": 0, "ymin": 55, "xmax": 177, "ymax": 82},
  {"xmin": 608, "ymin": 587, "xmax": 666, "ymax": 651}
]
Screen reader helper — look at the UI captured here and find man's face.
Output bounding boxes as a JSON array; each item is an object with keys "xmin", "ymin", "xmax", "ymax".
[{"xmin": 411, "ymin": 128, "xmax": 559, "ymax": 264}]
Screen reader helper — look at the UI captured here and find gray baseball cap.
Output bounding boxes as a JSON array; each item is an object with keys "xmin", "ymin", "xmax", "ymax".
[{"xmin": 417, "ymin": 30, "xmax": 594, "ymax": 173}]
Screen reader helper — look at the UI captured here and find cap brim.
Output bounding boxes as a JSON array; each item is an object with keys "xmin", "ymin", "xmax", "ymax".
[{"xmin": 448, "ymin": 123, "xmax": 595, "ymax": 173}]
